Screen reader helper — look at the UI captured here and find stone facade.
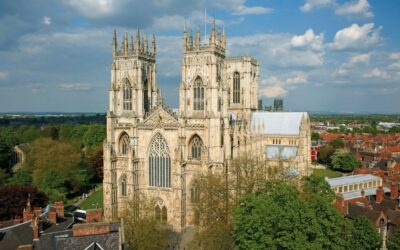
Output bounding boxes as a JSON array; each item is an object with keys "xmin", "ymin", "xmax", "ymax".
[{"xmin": 103, "ymin": 21, "xmax": 311, "ymax": 231}]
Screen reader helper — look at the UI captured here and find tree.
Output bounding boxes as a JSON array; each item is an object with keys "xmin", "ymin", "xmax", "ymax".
[
  {"xmin": 122, "ymin": 195, "xmax": 170, "ymax": 250},
  {"xmin": 82, "ymin": 125, "xmax": 105, "ymax": 150},
  {"xmin": 89, "ymin": 148, "xmax": 103, "ymax": 183},
  {"xmin": 317, "ymin": 145, "xmax": 335, "ymax": 166},
  {"xmin": 0, "ymin": 185, "xmax": 48, "ymax": 220},
  {"xmin": 311, "ymin": 132, "xmax": 320, "ymax": 141},
  {"xmin": 189, "ymin": 173, "xmax": 234, "ymax": 250},
  {"xmin": 39, "ymin": 169, "xmax": 67, "ymax": 201},
  {"xmin": 387, "ymin": 227, "xmax": 400, "ymax": 250},
  {"xmin": 233, "ymin": 181, "xmax": 323, "ymax": 250},
  {"xmin": 349, "ymin": 216, "xmax": 381, "ymax": 250},
  {"xmin": 329, "ymin": 138, "xmax": 344, "ymax": 149},
  {"xmin": 331, "ymin": 149, "xmax": 361, "ymax": 172},
  {"xmin": 8, "ymin": 168, "xmax": 32, "ymax": 186}
]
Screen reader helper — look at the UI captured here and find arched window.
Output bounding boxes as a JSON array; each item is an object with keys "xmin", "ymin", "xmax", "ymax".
[
  {"xmin": 143, "ymin": 79, "xmax": 149, "ymax": 113},
  {"xmin": 155, "ymin": 205, "xmax": 161, "ymax": 220},
  {"xmin": 193, "ymin": 77, "xmax": 204, "ymax": 110},
  {"xmin": 162, "ymin": 206, "xmax": 167, "ymax": 222},
  {"xmin": 149, "ymin": 133, "xmax": 171, "ymax": 188},
  {"xmin": 123, "ymin": 80, "xmax": 132, "ymax": 111},
  {"xmin": 119, "ymin": 133, "xmax": 130, "ymax": 155},
  {"xmin": 120, "ymin": 175, "xmax": 127, "ymax": 196},
  {"xmin": 233, "ymin": 72, "xmax": 240, "ymax": 103},
  {"xmin": 190, "ymin": 136, "xmax": 203, "ymax": 160}
]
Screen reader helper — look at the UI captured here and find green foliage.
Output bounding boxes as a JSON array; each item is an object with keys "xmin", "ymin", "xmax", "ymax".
[
  {"xmin": 317, "ymin": 145, "xmax": 335, "ymax": 166},
  {"xmin": 0, "ymin": 135, "xmax": 11, "ymax": 169},
  {"xmin": 89, "ymin": 148, "xmax": 103, "ymax": 182},
  {"xmin": 387, "ymin": 227, "xmax": 400, "ymax": 250},
  {"xmin": 311, "ymin": 132, "xmax": 320, "ymax": 141},
  {"xmin": 349, "ymin": 216, "xmax": 382, "ymax": 250},
  {"xmin": 39, "ymin": 169, "xmax": 67, "ymax": 201},
  {"xmin": 312, "ymin": 168, "xmax": 342, "ymax": 178},
  {"xmin": 329, "ymin": 138, "xmax": 344, "ymax": 149},
  {"xmin": 8, "ymin": 168, "xmax": 32, "ymax": 186},
  {"xmin": 83, "ymin": 125, "xmax": 106, "ymax": 149},
  {"xmin": 331, "ymin": 149, "xmax": 361, "ymax": 172},
  {"xmin": 79, "ymin": 186, "xmax": 103, "ymax": 210},
  {"xmin": 302, "ymin": 175, "xmax": 335, "ymax": 203}
]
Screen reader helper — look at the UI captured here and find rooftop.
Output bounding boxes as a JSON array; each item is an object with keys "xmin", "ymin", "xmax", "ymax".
[
  {"xmin": 250, "ymin": 112, "xmax": 307, "ymax": 135},
  {"xmin": 327, "ymin": 174, "xmax": 381, "ymax": 187}
]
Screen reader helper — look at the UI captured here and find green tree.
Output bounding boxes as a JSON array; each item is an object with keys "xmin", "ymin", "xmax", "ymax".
[
  {"xmin": 83, "ymin": 125, "xmax": 105, "ymax": 150},
  {"xmin": 331, "ymin": 149, "xmax": 361, "ymax": 172},
  {"xmin": 388, "ymin": 228, "xmax": 400, "ymax": 250},
  {"xmin": 311, "ymin": 132, "xmax": 320, "ymax": 141},
  {"xmin": 39, "ymin": 169, "xmax": 67, "ymax": 201},
  {"xmin": 329, "ymin": 138, "xmax": 344, "ymax": 149},
  {"xmin": 89, "ymin": 148, "xmax": 103, "ymax": 183},
  {"xmin": 233, "ymin": 181, "xmax": 322, "ymax": 250},
  {"xmin": 349, "ymin": 216, "xmax": 381, "ymax": 250},
  {"xmin": 8, "ymin": 168, "xmax": 32, "ymax": 186},
  {"xmin": 317, "ymin": 145, "xmax": 335, "ymax": 166}
]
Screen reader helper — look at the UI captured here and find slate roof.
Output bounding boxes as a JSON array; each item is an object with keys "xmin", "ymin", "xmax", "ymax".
[
  {"xmin": 0, "ymin": 221, "xmax": 33, "ymax": 250},
  {"xmin": 347, "ymin": 203, "xmax": 383, "ymax": 223},
  {"xmin": 250, "ymin": 112, "xmax": 307, "ymax": 135}
]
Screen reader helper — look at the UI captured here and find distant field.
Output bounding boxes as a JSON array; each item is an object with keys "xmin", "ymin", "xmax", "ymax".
[
  {"xmin": 312, "ymin": 168, "xmax": 343, "ymax": 178},
  {"xmin": 79, "ymin": 186, "xmax": 103, "ymax": 210}
]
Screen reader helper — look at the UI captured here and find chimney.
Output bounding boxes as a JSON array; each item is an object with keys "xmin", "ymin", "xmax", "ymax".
[
  {"xmin": 32, "ymin": 216, "xmax": 39, "ymax": 240},
  {"xmin": 54, "ymin": 200, "xmax": 64, "ymax": 218},
  {"xmin": 33, "ymin": 207, "xmax": 41, "ymax": 217},
  {"xmin": 72, "ymin": 223, "xmax": 110, "ymax": 237},
  {"xmin": 376, "ymin": 186, "xmax": 384, "ymax": 203},
  {"xmin": 23, "ymin": 209, "xmax": 34, "ymax": 222},
  {"xmin": 334, "ymin": 194, "xmax": 347, "ymax": 215},
  {"xmin": 391, "ymin": 182, "xmax": 399, "ymax": 200},
  {"xmin": 48, "ymin": 210, "xmax": 57, "ymax": 224},
  {"xmin": 86, "ymin": 209, "xmax": 102, "ymax": 223}
]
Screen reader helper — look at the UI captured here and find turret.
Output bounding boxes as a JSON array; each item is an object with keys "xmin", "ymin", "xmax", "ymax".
[
  {"xmin": 152, "ymin": 34, "xmax": 156, "ymax": 55},
  {"xmin": 222, "ymin": 26, "xmax": 226, "ymax": 49},
  {"xmin": 209, "ymin": 18, "xmax": 216, "ymax": 46},
  {"xmin": 189, "ymin": 30, "xmax": 193, "ymax": 48},
  {"xmin": 130, "ymin": 35, "xmax": 134, "ymax": 51},
  {"xmin": 196, "ymin": 25, "xmax": 200, "ymax": 49},
  {"xmin": 112, "ymin": 30, "xmax": 117, "ymax": 57},
  {"xmin": 145, "ymin": 34, "xmax": 149, "ymax": 53},
  {"xmin": 183, "ymin": 23, "xmax": 187, "ymax": 52},
  {"xmin": 124, "ymin": 32, "xmax": 128, "ymax": 56},
  {"xmin": 135, "ymin": 28, "xmax": 140, "ymax": 52}
]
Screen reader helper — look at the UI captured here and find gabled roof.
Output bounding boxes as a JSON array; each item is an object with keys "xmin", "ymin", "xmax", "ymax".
[
  {"xmin": 250, "ymin": 112, "xmax": 307, "ymax": 135},
  {"xmin": 327, "ymin": 174, "xmax": 381, "ymax": 187}
]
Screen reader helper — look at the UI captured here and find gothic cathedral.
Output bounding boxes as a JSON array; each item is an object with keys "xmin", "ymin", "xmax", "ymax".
[{"xmin": 103, "ymin": 21, "xmax": 311, "ymax": 231}]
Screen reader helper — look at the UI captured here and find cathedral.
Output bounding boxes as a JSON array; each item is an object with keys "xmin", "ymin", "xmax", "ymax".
[{"xmin": 103, "ymin": 21, "xmax": 311, "ymax": 231}]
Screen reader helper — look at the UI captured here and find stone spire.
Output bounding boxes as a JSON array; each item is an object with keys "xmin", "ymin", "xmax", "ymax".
[
  {"xmin": 209, "ymin": 18, "xmax": 216, "ymax": 46},
  {"xmin": 195, "ymin": 24, "xmax": 200, "ymax": 49},
  {"xmin": 183, "ymin": 22, "xmax": 187, "ymax": 52},
  {"xmin": 157, "ymin": 88, "xmax": 164, "ymax": 107},
  {"xmin": 141, "ymin": 38, "xmax": 145, "ymax": 52},
  {"xmin": 218, "ymin": 30, "xmax": 222, "ymax": 47},
  {"xmin": 152, "ymin": 34, "xmax": 156, "ymax": 55},
  {"xmin": 135, "ymin": 28, "xmax": 140, "ymax": 52},
  {"xmin": 124, "ymin": 32, "xmax": 128, "ymax": 55},
  {"xmin": 130, "ymin": 35, "xmax": 134, "ymax": 51},
  {"xmin": 189, "ymin": 30, "xmax": 193, "ymax": 48},
  {"xmin": 222, "ymin": 25, "xmax": 226, "ymax": 49},
  {"xmin": 112, "ymin": 30, "xmax": 117, "ymax": 56},
  {"xmin": 145, "ymin": 34, "xmax": 149, "ymax": 53}
]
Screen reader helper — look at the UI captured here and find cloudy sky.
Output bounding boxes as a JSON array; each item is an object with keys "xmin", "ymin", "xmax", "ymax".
[{"xmin": 0, "ymin": 0, "xmax": 399, "ymax": 113}]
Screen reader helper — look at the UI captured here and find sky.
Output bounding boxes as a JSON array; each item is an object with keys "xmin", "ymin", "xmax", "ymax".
[{"xmin": 0, "ymin": 0, "xmax": 399, "ymax": 114}]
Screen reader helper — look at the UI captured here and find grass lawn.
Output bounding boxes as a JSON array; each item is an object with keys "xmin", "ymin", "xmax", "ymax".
[
  {"xmin": 78, "ymin": 186, "xmax": 103, "ymax": 210},
  {"xmin": 312, "ymin": 168, "xmax": 343, "ymax": 178}
]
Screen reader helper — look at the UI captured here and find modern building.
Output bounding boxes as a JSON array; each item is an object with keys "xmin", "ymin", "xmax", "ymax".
[{"xmin": 103, "ymin": 21, "xmax": 311, "ymax": 231}]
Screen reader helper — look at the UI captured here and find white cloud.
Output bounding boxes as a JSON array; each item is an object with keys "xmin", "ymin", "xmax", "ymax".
[
  {"xmin": 335, "ymin": 0, "xmax": 373, "ymax": 18},
  {"xmin": 330, "ymin": 23, "xmax": 381, "ymax": 50},
  {"xmin": 260, "ymin": 85, "xmax": 287, "ymax": 98},
  {"xmin": 363, "ymin": 68, "xmax": 388, "ymax": 79},
  {"xmin": 291, "ymin": 29, "xmax": 324, "ymax": 51},
  {"xmin": 233, "ymin": 5, "xmax": 273, "ymax": 15},
  {"xmin": 42, "ymin": 16, "xmax": 51, "ymax": 25},
  {"xmin": 300, "ymin": 0, "xmax": 334, "ymax": 12},
  {"xmin": 62, "ymin": 0, "xmax": 118, "ymax": 18},
  {"xmin": 0, "ymin": 71, "xmax": 8, "ymax": 80},
  {"xmin": 59, "ymin": 83, "xmax": 95, "ymax": 91},
  {"xmin": 347, "ymin": 53, "xmax": 370, "ymax": 65}
]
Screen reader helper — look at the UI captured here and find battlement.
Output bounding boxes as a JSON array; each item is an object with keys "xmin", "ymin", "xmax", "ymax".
[
  {"xmin": 183, "ymin": 19, "xmax": 226, "ymax": 55},
  {"xmin": 112, "ymin": 29, "xmax": 156, "ymax": 60}
]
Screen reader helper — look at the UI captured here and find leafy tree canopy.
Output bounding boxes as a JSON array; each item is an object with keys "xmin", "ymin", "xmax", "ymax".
[{"xmin": 331, "ymin": 149, "xmax": 361, "ymax": 172}]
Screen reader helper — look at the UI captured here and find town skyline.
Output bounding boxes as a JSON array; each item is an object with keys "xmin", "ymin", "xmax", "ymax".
[{"xmin": 0, "ymin": 0, "xmax": 399, "ymax": 113}]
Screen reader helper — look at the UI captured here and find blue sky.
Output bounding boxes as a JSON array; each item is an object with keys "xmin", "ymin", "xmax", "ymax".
[{"xmin": 0, "ymin": 0, "xmax": 399, "ymax": 113}]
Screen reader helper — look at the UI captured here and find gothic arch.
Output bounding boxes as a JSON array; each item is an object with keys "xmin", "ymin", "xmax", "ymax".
[
  {"xmin": 148, "ymin": 133, "xmax": 171, "ymax": 188},
  {"xmin": 193, "ymin": 76, "xmax": 204, "ymax": 111},
  {"xmin": 119, "ymin": 174, "xmax": 127, "ymax": 196},
  {"xmin": 118, "ymin": 132, "xmax": 130, "ymax": 156},
  {"xmin": 188, "ymin": 134, "xmax": 203, "ymax": 160},
  {"xmin": 233, "ymin": 71, "xmax": 240, "ymax": 103},
  {"xmin": 122, "ymin": 79, "xmax": 133, "ymax": 111},
  {"xmin": 143, "ymin": 78, "xmax": 150, "ymax": 113}
]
